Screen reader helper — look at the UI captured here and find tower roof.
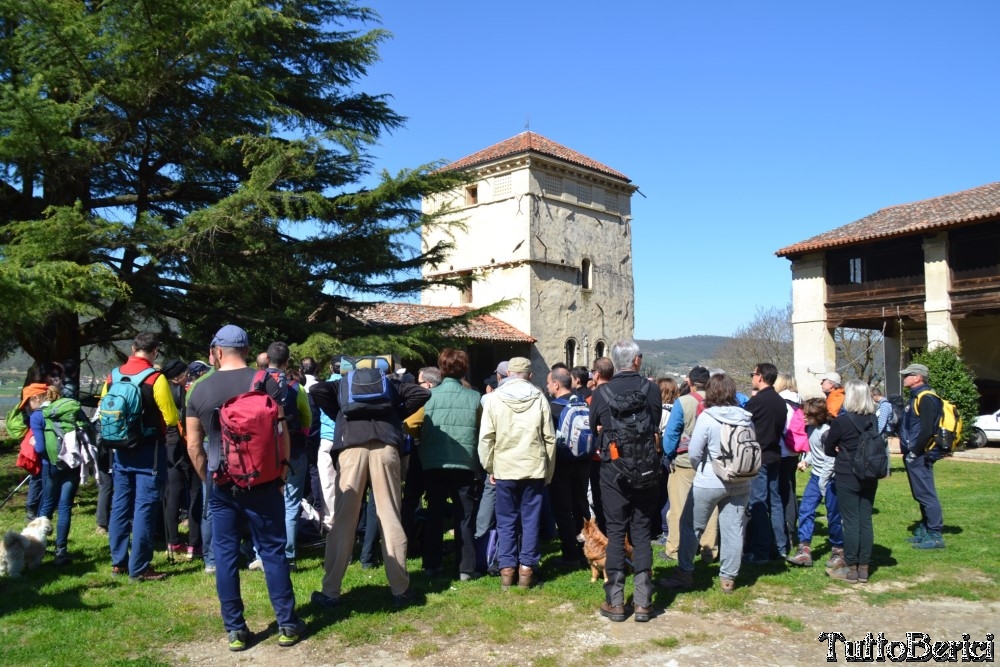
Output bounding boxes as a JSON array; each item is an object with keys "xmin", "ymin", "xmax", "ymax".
[{"xmin": 444, "ymin": 131, "xmax": 630, "ymax": 182}]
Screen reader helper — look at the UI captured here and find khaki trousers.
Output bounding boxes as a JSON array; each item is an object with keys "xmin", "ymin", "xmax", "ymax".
[
  {"xmin": 321, "ymin": 440, "xmax": 409, "ymax": 597},
  {"xmin": 666, "ymin": 464, "xmax": 719, "ymax": 559}
]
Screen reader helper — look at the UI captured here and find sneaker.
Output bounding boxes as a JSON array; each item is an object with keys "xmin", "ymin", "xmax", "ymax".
[
  {"xmin": 54, "ymin": 549, "xmax": 72, "ymax": 566},
  {"xmin": 700, "ymin": 546, "xmax": 715, "ymax": 563},
  {"xmin": 277, "ymin": 620, "xmax": 306, "ymax": 647},
  {"xmin": 786, "ymin": 544, "xmax": 813, "ymax": 567},
  {"xmin": 651, "ymin": 533, "xmax": 668, "ymax": 547},
  {"xmin": 742, "ymin": 553, "xmax": 770, "ymax": 565},
  {"xmin": 228, "ymin": 628, "xmax": 250, "ymax": 652},
  {"xmin": 204, "ymin": 564, "xmax": 217, "ymax": 575},
  {"xmin": 906, "ymin": 523, "xmax": 928, "ymax": 544},
  {"xmin": 111, "ymin": 565, "xmax": 126, "ymax": 577},
  {"xmin": 657, "ymin": 550, "xmax": 677, "ymax": 561},
  {"xmin": 392, "ymin": 590, "xmax": 412, "ymax": 609},
  {"xmin": 95, "ymin": 526, "xmax": 109, "ymax": 537},
  {"xmin": 130, "ymin": 566, "xmax": 168, "ymax": 582},
  {"xmin": 459, "ymin": 572, "xmax": 480, "ymax": 582},
  {"xmin": 248, "ymin": 558, "xmax": 264, "ymax": 571},
  {"xmin": 186, "ymin": 545, "xmax": 201, "ymax": 561},
  {"xmin": 166, "ymin": 543, "xmax": 186, "ymax": 557},
  {"xmin": 912, "ymin": 531, "xmax": 945, "ymax": 549},
  {"xmin": 310, "ymin": 590, "xmax": 339, "ymax": 610},
  {"xmin": 287, "ymin": 560, "xmax": 297, "ymax": 572}
]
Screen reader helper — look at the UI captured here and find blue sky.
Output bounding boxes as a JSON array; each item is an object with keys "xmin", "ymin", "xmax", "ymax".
[{"xmin": 358, "ymin": 1, "xmax": 1000, "ymax": 339}]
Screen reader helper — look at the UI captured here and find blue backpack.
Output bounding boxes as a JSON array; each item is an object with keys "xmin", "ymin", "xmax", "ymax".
[
  {"xmin": 100, "ymin": 367, "xmax": 157, "ymax": 449},
  {"xmin": 338, "ymin": 367, "xmax": 396, "ymax": 420},
  {"xmin": 554, "ymin": 395, "xmax": 595, "ymax": 458}
]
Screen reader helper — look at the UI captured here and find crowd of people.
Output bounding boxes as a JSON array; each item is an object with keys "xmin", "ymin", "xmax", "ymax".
[{"xmin": 8, "ymin": 331, "xmax": 950, "ymax": 648}]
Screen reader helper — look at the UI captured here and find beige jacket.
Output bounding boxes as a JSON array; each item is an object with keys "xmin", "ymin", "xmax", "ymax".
[{"xmin": 478, "ymin": 378, "xmax": 556, "ymax": 483}]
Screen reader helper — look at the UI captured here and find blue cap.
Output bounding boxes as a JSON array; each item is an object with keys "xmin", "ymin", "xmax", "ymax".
[{"xmin": 211, "ymin": 324, "xmax": 249, "ymax": 349}]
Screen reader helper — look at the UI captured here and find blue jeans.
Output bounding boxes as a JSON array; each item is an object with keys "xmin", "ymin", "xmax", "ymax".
[
  {"xmin": 202, "ymin": 479, "xmax": 215, "ymax": 567},
  {"xmin": 748, "ymin": 461, "xmax": 787, "ymax": 560},
  {"xmin": 283, "ymin": 447, "xmax": 308, "ymax": 561},
  {"xmin": 494, "ymin": 478, "xmax": 545, "ymax": 569},
  {"xmin": 475, "ymin": 472, "xmax": 496, "ymax": 539},
  {"xmin": 209, "ymin": 482, "xmax": 298, "ymax": 632},
  {"xmin": 679, "ymin": 485, "xmax": 749, "ymax": 580},
  {"xmin": 797, "ymin": 474, "xmax": 843, "ymax": 547},
  {"xmin": 903, "ymin": 452, "xmax": 943, "ymax": 532},
  {"xmin": 39, "ymin": 460, "xmax": 80, "ymax": 550},
  {"xmin": 110, "ymin": 466, "xmax": 163, "ymax": 576},
  {"xmin": 26, "ymin": 472, "xmax": 43, "ymax": 520}
]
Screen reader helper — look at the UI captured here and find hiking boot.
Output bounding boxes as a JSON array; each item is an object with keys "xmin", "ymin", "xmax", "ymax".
[
  {"xmin": 248, "ymin": 558, "xmax": 264, "ymax": 572},
  {"xmin": 657, "ymin": 568, "xmax": 694, "ymax": 590},
  {"xmin": 599, "ymin": 601, "xmax": 626, "ymax": 622},
  {"xmin": 130, "ymin": 566, "xmax": 168, "ymax": 582},
  {"xmin": 392, "ymin": 590, "xmax": 411, "ymax": 609},
  {"xmin": 633, "ymin": 605, "xmax": 653, "ymax": 622},
  {"xmin": 912, "ymin": 531, "xmax": 945, "ymax": 549},
  {"xmin": 857, "ymin": 565, "xmax": 870, "ymax": 583},
  {"xmin": 54, "ymin": 548, "xmax": 72, "ymax": 566},
  {"xmin": 828, "ymin": 563, "xmax": 856, "ymax": 582},
  {"xmin": 720, "ymin": 577, "xmax": 735, "ymax": 594},
  {"xmin": 700, "ymin": 546, "xmax": 715, "ymax": 563},
  {"xmin": 228, "ymin": 628, "xmax": 250, "ymax": 652},
  {"xmin": 517, "ymin": 565, "xmax": 535, "ymax": 589},
  {"xmin": 786, "ymin": 544, "xmax": 813, "ymax": 567},
  {"xmin": 500, "ymin": 567, "xmax": 517, "ymax": 590},
  {"xmin": 825, "ymin": 547, "xmax": 845, "ymax": 571},
  {"xmin": 277, "ymin": 620, "xmax": 306, "ymax": 647},
  {"xmin": 906, "ymin": 523, "xmax": 928, "ymax": 544},
  {"xmin": 311, "ymin": 590, "xmax": 339, "ymax": 610}
]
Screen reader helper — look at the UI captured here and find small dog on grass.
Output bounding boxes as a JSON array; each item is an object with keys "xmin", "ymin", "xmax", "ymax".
[
  {"xmin": 0, "ymin": 517, "xmax": 52, "ymax": 578},
  {"xmin": 580, "ymin": 518, "xmax": 633, "ymax": 583}
]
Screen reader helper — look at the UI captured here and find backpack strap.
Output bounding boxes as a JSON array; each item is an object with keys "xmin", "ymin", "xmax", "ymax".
[{"xmin": 250, "ymin": 369, "xmax": 269, "ymax": 393}]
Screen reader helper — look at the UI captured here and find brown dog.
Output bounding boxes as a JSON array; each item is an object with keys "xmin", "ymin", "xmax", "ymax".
[{"xmin": 581, "ymin": 518, "xmax": 633, "ymax": 583}]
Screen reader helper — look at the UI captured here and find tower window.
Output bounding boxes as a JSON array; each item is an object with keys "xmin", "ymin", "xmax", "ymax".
[
  {"xmin": 565, "ymin": 338, "xmax": 578, "ymax": 367},
  {"xmin": 465, "ymin": 185, "xmax": 478, "ymax": 206},
  {"xmin": 581, "ymin": 258, "xmax": 592, "ymax": 290}
]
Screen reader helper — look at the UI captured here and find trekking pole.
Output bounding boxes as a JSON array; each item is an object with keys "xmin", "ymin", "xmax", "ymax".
[
  {"xmin": 0, "ymin": 475, "xmax": 31, "ymax": 511},
  {"xmin": 162, "ymin": 497, "xmax": 175, "ymax": 564}
]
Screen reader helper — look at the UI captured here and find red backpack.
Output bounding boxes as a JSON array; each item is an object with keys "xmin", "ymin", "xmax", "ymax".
[{"xmin": 215, "ymin": 370, "xmax": 284, "ymax": 490}]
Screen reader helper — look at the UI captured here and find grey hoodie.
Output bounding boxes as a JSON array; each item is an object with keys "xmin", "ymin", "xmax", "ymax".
[{"xmin": 688, "ymin": 405, "xmax": 756, "ymax": 491}]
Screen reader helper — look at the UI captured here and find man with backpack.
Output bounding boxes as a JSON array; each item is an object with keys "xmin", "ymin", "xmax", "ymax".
[
  {"xmin": 589, "ymin": 340, "xmax": 662, "ymax": 623},
  {"xmin": 898, "ymin": 363, "xmax": 946, "ymax": 550},
  {"xmin": 185, "ymin": 325, "xmax": 305, "ymax": 651},
  {"xmin": 309, "ymin": 356, "xmax": 431, "ymax": 609},
  {"xmin": 547, "ymin": 366, "xmax": 592, "ymax": 568},
  {"xmin": 100, "ymin": 332, "xmax": 180, "ymax": 582},
  {"xmin": 245, "ymin": 341, "xmax": 312, "ymax": 572}
]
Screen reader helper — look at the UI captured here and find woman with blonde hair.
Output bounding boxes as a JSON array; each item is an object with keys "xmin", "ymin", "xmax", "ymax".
[{"xmin": 823, "ymin": 379, "xmax": 879, "ymax": 583}]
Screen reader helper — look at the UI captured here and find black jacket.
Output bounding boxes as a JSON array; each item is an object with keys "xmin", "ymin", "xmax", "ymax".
[
  {"xmin": 310, "ymin": 376, "xmax": 430, "ymax": 451},
  {"xmin": 746, "ymin": 385, "xmax": 787, "ymax": 466}
]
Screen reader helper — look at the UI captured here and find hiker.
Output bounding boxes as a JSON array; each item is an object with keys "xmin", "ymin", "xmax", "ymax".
[
  {"xmin": 185, "ymin": 325, "xmax": 305, "ymax": 651},
  {"xmin": 823, "ymin": 379, "xmax": 880, "ymax": 583},
  {"xmin": 898, "ymin": 363, "xmax": 946, "ymax": 550}
]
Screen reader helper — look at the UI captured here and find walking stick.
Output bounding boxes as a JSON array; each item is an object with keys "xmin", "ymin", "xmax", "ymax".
[{"xmin": 0, "ymin": 474, "xmax": 31, "ymax": 511}]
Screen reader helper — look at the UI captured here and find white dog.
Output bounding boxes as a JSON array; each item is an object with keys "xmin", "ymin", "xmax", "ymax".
[{"xmin": 0, "ymin": 517, "xmax": 51, "ymax": 577}]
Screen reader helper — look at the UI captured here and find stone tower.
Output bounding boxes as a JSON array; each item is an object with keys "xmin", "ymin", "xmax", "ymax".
[{"xmin": 421, "ymin": 132, "xmax": 637, "ymax": 377}]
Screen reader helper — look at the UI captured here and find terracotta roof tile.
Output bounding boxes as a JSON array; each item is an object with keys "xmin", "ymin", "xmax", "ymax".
[
  {"xmin": 776, "ymin": 181, "xmax": 1000, "ymax": 257},
  {"xmin": 353, "ymin": 303, "xmax": 535, "ymax": 343},
  {"xmin": 443, "ymin": 131, "xmax": 630, "ymax": 182}
]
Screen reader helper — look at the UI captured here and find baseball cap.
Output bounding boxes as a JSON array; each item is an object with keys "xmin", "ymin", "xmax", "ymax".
[
  {"xmin": 818, "ymin": 371, "xmax": 842, "ymax": 385},
  {"xmin": 900, "ymin": 363, "xmax": 929, "ymax": 378},
  {"xmin": 211, "ymin": 324, "xmax": 250, "ymax": 349}
]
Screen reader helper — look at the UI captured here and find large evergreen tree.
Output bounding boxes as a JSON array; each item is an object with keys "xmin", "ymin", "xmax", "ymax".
[{"xmin": 0, "ymin": 0, "xmax": 468, "ymax": 364}]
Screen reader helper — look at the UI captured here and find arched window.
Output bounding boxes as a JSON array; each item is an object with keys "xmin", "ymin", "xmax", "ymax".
[
  {"xmin": 581, "ymin": 258, "xmax": 592, "ymax": 290},
  {"xmin": 565, "ymin": 338, "xmax": 578, "ymax": 367},
  {"xmin": 594, "ymin": 340, "xmax": 606, "ymax": 359}
]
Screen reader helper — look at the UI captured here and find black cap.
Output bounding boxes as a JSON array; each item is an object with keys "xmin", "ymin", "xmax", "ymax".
[{"xmin": 161, "ymin": 359, "xmax": 188, "ymax": 380}]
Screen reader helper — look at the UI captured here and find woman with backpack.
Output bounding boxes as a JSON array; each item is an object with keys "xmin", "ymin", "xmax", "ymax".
[
  {"xmin": 666, "ymin": 373, "xmax": 755, "ymax": 594},
  {"xmin": 27, "ymin": 383, "xmax": 93, "ymax": 565},
  {"xmin": 823, "ymin": 379, "xmax": 880, "ymax": 583}
]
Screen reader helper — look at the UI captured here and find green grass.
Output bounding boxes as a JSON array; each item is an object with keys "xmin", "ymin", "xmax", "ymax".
[{"xmin": 0, "ymin": 450, "xmax": 997, "ymax": 664}]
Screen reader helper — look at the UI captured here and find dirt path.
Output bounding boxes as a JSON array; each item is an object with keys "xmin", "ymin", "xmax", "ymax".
[{"xmin": 162, "ymin": 589, "xmax": 999, "ymax": 665}]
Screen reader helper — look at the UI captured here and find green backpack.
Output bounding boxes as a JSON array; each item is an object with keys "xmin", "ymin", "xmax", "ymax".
[
  {"xmin": 42, "ymin": 398, "xmax": 90, "ymax": 466},
  {"xmin": 5, "ymin": 403, "xmax": 28, "ymax": 440}
]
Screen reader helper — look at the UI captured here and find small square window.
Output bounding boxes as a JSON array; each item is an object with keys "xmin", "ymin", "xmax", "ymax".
[{"xmin": 466, "ymin": 185, "xmax": 478, "ymax": 206}]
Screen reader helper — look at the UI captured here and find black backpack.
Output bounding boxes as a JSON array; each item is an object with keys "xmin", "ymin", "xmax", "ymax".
[
  {"xmin": 886, "ymin": 394, "xmax": 906, "ymax": 436},
  {"xmin": 848, "ymin": 413, "xmax": 889, "ymax": 481},
  {"xmin": 599, "ymin": 385, "xmax": 661, "ymax": 492}
]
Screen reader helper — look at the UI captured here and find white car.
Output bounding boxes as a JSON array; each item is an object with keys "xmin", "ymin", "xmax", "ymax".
[{"xmin": 969, "ymin": 410, "xmax": 1000, "ymax": 448}]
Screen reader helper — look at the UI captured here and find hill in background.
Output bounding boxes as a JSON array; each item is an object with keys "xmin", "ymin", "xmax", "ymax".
[{"xmin": 636, "ymin": 335, "xmax": 730, "ymax": 376}]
